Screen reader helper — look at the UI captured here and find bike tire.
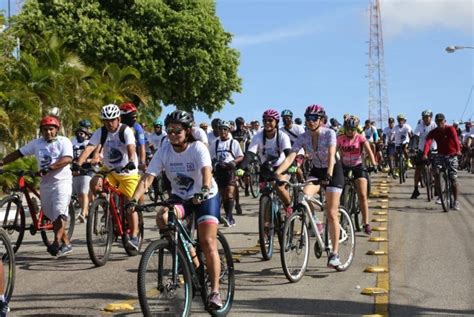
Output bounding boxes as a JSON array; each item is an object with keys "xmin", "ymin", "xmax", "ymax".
[
  {"xmin": 280, "ymin": 206, "xmax": 309, "ymax": 283},
  {"xmin": 0, "ymin": 229, "xmax": 15, "ymax": 302},
  {"xmin": 122, "ymin": 209, "xmax": 145, "ymax": 256},
  {"xmin": 258, "ymin": 195, "xmax": 274, "ymax": 261},
  {"xmin": 40, "ymin": 198, "xmax": 76, "ymax": 247},
  {"xmin": 86, "ymin": 197, "xmax": 114, "ymax": 266},
  {"xmin": 439, "ymin": 172, "xmax": 450, "ymax": 213},
  {"xmin": 351, "ymin": 189, "xmax": 362, "ymax": 232},
  {"xmin": 249, "ymin": 163, "xmax": 260, "ymax": 199},
  {"xmin": 324, "ymin": 207, "xmax": 355, "ymax": 271},
  {"xmin": 0, "ymin": 196, "xmax": 25, "ymax": 253},
  {"xmin": 137, "ymin": 239, "xmax": 192, "ymax": 317},
  {"xmin": 198, "ymin": 231, "xmax": 235, "ymax": 316},
  {"xmin": 399, "ymin": 156, "xmax": 405, "ymax": 184}
]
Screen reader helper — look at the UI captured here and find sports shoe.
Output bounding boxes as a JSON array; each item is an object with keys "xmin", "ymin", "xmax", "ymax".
[
  {"xmin": 127, "ymin": 236, "xmax": 140, "ymax": 251},
  {"xmin": 47, "ymin": 244, "xmax": 59, "ymax": 256},
  {"xmin": 76, "ymin": 213, "xmax": 86, "ymax": 223},
  {"xmin": 327, "ymin": 252, "xmax": 341, "ymax": 268},
  {"xmin": 208, "ymin": 292, "xmax": 223, "ymax": 309},
  {"xmin": 363, "ymin": 224, "xmax": 372, "ymax": 235},
  {"xmin": 56, "ymin": 244, "xmax": 73, "ymax": 258},
  {"xmin": 235, "ymin": 204, "xmax": 243, "ymax": 215},
  {"xmin": 220, "ymin": 216, "xmax": 231, "ymax": 227},
  {"xmin": 0, "ymin": 300, "xmax": 10, "ymax": 317},
  {"xmin": 453, "ymin": 201, "xmax": 460, "ymax": 211},
  {"xmin": 229, "ymin": 218, "xmax": 236, "ymax": 227},
  {"xmin": 435, "ymin": 197, "xmax": 442, "ymax": 205},
  {"xmin": 410, "ymin": 188, "xmax": 420, "ymax": 199}
]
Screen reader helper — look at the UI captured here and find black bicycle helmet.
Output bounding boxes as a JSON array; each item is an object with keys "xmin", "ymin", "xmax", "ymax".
[
  {"xmin": 79, "ymin": 119, "xmax": 92, "ymax": 129},
  {"xmin": 164, "ymin": 110, "xmax": 194, "ymax": 128},
  {"xmin": 235, "ymin": 116, "xmax": 245, "ymax": 126}
]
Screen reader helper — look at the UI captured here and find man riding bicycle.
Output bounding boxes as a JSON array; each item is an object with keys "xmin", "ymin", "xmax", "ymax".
[
  {"xmin": 382, "ymin": 117, "xmax": 397, "ymax": 176},
  {"xmin": 394, "ymin": 114, "xmax": 413, "ymax": 171},
  {"xmin": 280, "ymin": 109, "xmax": 306, "ymax": 182},
  {"xmin": 1, "ymin": 116, "xmax": 74, "ymax": 257}
]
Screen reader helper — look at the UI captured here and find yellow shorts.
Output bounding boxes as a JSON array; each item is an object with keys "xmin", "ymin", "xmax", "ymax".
[{"xmin": 106, "ymin": 172, "xmax": 140, "ymax": 199}]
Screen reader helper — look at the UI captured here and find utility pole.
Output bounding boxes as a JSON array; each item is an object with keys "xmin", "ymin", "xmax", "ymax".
[{"xmin": 367, "ymin": 0, "xmax": 389, "ymax": 128}]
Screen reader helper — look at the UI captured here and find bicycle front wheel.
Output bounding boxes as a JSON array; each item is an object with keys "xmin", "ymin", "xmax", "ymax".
[
  {"xmin": 280, "ymin": 206, "xmax": 309, "ymax": 283},
  {"xmin": 86, "ymin": 197, "xmax": 114, "ymax": 266},
  {"xmin": 258, "ymin": 195, "xmax": 274, "ymax": 261},
  {"xmin": 0, "ymin": 229, "xmax": 15, "ymax": 302},
  {"xmin": 439, "ymin": 172, "xmax": 450, "ymax": 213},
  {"xmin": 0, "ymin": 196, "xmax": 25, "ymax": 253},
  {"xmin": 138, "ymin": 239, "xmax": 192, "ymax": 317},
  {"xmin": 325, "ymin": 207, "xmax": 355, "ymax": 271}
]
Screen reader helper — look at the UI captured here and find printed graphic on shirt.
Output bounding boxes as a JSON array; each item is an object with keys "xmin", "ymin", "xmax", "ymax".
[{"xmin": 175, "ymin": 173, "xmax": 195, "ymax": 192}]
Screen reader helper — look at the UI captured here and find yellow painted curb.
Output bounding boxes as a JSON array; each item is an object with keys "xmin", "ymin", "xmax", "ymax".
[
  {"xmin": 364, "ymin": 266, "xmax": 389, "ymax": 273},
  {"xmin": 372, "ymin": 227, "xmax": 387, "ymax": 231},
  {"xmin": 103, "ymin": 303, "xmax": 135, "ymax": 312},
  {"xmin": 377, "ymin": 199, "xmax": 389, "ymax": 203},
  {"xmin": 366, "ymin": 250, "xmax": 388, "ymax": 255},
  {"xmin": 369, "ymin": 237, "xmax": 388, "ymax": 242},
  {"xmin": 373, "ymin": 211, "xmax": 387, "ymax": 215},
  {"xmin": 361, "ymin": 287, "xmax": 389, "ymax": 295},
  {"xmin": 371, "ymin": 218, "xmax": 387, "ymax": 222}
]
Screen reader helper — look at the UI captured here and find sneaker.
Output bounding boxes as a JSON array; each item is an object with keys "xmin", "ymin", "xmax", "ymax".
[
  {"xmin": 56, "ymin": 244, "xmax": 73, "ymax": 258},
  {"xmin": 410, "ymin": 188, "xmax": 420, "ymax": 199},
  {"xmin": 208, "ymin": 292, "xmax": 223, "ymax": 310},
  {"xmin": 220, "ymin": 216, "xmax": 230, "ymax": 227},
  {"xmin": 435, "ymin": 197, "xmax": 442, "ymax": 205},
  {"xmin": 284, "ymin": 206, "xmax": 293, "ymax": 217},
  {"xmin": 46, "ymin": 244, "xmax": 59, "ymax": 256},
  {"xmin": 0, "ymin": 300, "xmax": 10, "ymax": 317},
  {"xmin": 76, "ymin": 213, "xmax": 85, "ymax": 223},
  {"xmin": 127, "ymin": 236, "xmax": 140, "ymax": 251},
  {"xmin": 363, "ymin": 224, "xmax": 372, "ymax": 235},
  {"xmin": 229, "ymin": 218, "xmax": 236, "ymax": 227},
  {"xmin": 235, "ymin": 204, "xmax": 243, "ymax": 215},
  {"xmin": 453, "ymin": 201, "xmax": 460, "ymax": 211},
  {"xmin": 327, "ymin": 252, "xmax": 341, "ymax": 268}
]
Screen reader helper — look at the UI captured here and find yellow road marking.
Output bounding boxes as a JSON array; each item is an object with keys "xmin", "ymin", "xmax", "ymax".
[
  {"xmin": 369, "ymin": 236, "xmax": 388, "ymax": 242},
  {"xmin": 371, "ymin": 218, "xmax": 387, "ymax": 223},
  {"xmin": 373, "ymin": 211, "xmax": 387, "ymax": 216},
  {"xmin": 372, "ymin": 227, "xmax": 387, "ymax": 231},
  {"xmin": 366, "ymin": 250, "xmax": 388, "ymax": 255},
  {"xmin": 364, "ymin": 266, "xmax": 389, "ymax": 273}
]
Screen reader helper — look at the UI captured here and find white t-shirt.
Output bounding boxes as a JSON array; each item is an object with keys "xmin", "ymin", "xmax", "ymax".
[
  {"xmin": 88, "ymin": 124, "xmax": 138, "ymax": 173},
  {"xmin": 415, "ymin": 121, "xmax": 437, "ymax": 151},
  {"xmin": 461, "ymin": 129, "xmax": 474, "ymax": 144},
  {"xmin": 247, "ymin": 130, "xmax": 291, "ymax": 167},
  {"xmin": 207, "ymin": 131, "xmax": 232, "ymax": 146},
  {"xmin": 192, "ymin": 127, "xmax": 209, "ymax": 145},
  {"xmin": 146, "ymin": 141, "xmax": 218, "ymax": 200},
  {"xmin": 383, "ymin": 126, "xmax": 396, "ymax": 145},
  {"xmin": 394, "ymin": 124, "xmax": 412, "ymax": 146},
  {"xmin": 71, "ymin": 137, "xmax": 90, "ymax": 160},
  {"xmin": 19, "ymin": 136, "xmax": 73, "ymax": 183},
  {"xmin": 149, "ymin": 132, "xmax": 168, "ymax": 151},
  {"xmin": 210, "ymin": 138, "xmax": 244, "ymax": 163},
  {"xmin": 280, "ymin": 124, "xmax": 305, "ymax": 145}
]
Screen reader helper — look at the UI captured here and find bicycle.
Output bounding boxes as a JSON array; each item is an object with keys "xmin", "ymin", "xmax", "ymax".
[
  {"xmin": 421, "ymin": 156, "xmax": 435, "ymax": 202},
  {"xmin": 396, "ymin": 146, "xmax": 408, "ymax": 184},
  {"xmin": 278, "ymin": 179, "xmax": 355, "ymax": 282},
  {"xmin": 136, "ymin": 199, "xmax": 235, "ymax": 317},
  {"xmin": 245, "ymin": 159, "xmax": 260, "ymax": 199},
  {"xmin": 340, "ymin": 169, "xmax": 362, "ymax": 232},
  {"xmin": 86, "ymin": 167, "xmax": 144, "ymax": 266},
  {"xmin": 0, "ymin": 170, "xmax": 75, "ymax": 253},
  {"xmin": 434, "ymin": 156, "xmax": 455, "ymax": 212},
  {"xmin": 0, "ymin": 228, "xmax": 15, "ymax": 303}
]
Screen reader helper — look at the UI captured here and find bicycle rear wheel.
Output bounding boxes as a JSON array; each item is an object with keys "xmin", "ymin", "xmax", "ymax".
[
  {"xmin": 41, "ymin": 198, "xmax": 76, "ymax": 247},
  {"xmin": 0, "ymin": 196, "xmax": 25, "ymax": 253},
  {"xmin": 249, "ymin": 163, "xmax": 260, "ymax": 198},
  {"xmin": 198, "ymin": 231, "xmax": 235, "ymax": 316},
  {"xmin": 325, "ymin": 207, "xmax": 355, "ymax": 271},
  {"xmin": 351, "ymin": 191, "xmax": 362, "ymax": 232},
  {"xmin": 258, "ymin": 195, "xmax": 274, "ymax": 261},
  {"xmin": 0, "ymin": 229, "xmax": 15, "ymax": 302},
  {"xmin": 86, "ymin": 197, "xmax": 114, "ymax": 266},
  {"xmin": 137, "ymin": 239, "xmax": 192, "ymax": 316},
  {"xmin": 280, "ymin": 206, "xmax": 309, "ymax": 283}
]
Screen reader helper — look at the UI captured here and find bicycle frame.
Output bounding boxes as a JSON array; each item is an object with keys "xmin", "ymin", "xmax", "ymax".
[{"xmin": 100, "ymin": 176, "xmax": 127, "ymax": 237}]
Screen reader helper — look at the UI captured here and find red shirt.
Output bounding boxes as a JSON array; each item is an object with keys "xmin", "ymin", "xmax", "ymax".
[{"xmin": 423, "ymin": 125, "xmax": 460, "ymax": 156}]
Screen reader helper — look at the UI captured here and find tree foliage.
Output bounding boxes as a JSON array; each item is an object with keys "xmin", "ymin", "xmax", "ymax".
[{"xmin": 11, "ymin": 0, "xmax": 242, "ymax": 115}]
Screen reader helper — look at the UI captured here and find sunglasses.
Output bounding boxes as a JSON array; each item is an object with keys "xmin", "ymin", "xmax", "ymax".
[
  {"xmin": 219, "ymin": 127, "xmax": 230, "ymax": 131},
  {"xmin": 166, "ymin": 127, "xmax": 185, "ymax": 135},
  {"xmin": 346, "ymin": 128, "xmax": 356, "ymax": 132},
  {"xmin": 305, "ymin": 115, "xmax": 321, "ymax": 122}
]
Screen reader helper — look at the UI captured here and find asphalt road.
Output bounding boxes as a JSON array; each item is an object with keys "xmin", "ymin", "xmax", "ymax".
[{"xmin": 5, "ymin": 170, "xmax": 473, "ymax": 316}]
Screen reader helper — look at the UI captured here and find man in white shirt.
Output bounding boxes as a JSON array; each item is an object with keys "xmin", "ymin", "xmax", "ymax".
[{"xmin": 394, "ymin": 114, "xmax": 413, "ymax": 169}]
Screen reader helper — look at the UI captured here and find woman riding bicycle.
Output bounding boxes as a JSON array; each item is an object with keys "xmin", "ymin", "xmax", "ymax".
[
  {"xmin": 275, "ymin": 104, "xmax": 345, "ymax": 269},
  {"xmin": 337, "ymin": 115, "xmax": 377, "ymax": 235},
  {"xmin": 128, "ymin": 110, "xmax": 224, "ymax": 309}
]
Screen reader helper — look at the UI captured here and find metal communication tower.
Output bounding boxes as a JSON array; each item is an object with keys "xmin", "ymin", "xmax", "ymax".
[{"xmin": 368, "ymin": 0, "xmax": 389, "ymax": 128}]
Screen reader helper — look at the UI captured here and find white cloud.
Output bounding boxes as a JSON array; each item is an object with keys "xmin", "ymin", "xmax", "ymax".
[{"xmin": 380, "ymin": 0, "xmax": 473, "ymax": 37}]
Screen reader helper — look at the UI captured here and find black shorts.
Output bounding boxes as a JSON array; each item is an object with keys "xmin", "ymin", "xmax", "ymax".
[
  {"xmin": 342, "ymin": 164, "xmax": 369, "ymax": 180},
  {"xmin": 309, "ymin": 159, "xmax": 344, "ymax": 190},
  {"xmin": 214, "ymin": 165, "xmax": 237, "ymax": 187}
]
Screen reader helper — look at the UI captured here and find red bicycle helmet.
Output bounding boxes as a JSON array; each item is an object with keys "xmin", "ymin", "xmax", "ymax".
[
  {"xmin": 262, "ymin": 109, "xmax": 280, "ymax": 122},
  {"xmin": 120, "ymin": 102, "xmax": 137, "ymax": 115},
  {"xmin": 305, "ymin": 104, "xmax": 325, "ymax": 117},
  {"xmin": 40, "ymin": 116, "xmax": 60, "ymax": 129}
]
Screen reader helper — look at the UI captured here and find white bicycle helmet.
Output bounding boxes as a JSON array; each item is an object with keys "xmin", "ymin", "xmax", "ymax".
[{"xmin": 101, "ymin": 104, "xmax": 121, "ymax": 119}]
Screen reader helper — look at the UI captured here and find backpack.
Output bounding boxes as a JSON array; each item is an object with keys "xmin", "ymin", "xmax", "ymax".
[
  {"xmin": 215, "ymin": 138, "xmax": 236, "ymax": 160},
  {"xmin": 100, "ymin": 124, "xmax": 127, "ymax": 148}
]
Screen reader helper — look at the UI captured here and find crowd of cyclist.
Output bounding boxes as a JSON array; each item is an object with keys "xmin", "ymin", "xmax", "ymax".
[{"xmin": 0, "ymin": 100, "xmax": 472, "ymax": 314}]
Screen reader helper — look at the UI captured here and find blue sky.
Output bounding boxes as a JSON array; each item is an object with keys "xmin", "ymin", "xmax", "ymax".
[{"xmin": 2, "ymin": 0, "xmax": 473, "ymax": 129}]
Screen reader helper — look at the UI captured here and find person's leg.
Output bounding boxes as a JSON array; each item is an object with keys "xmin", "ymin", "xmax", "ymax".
[
  {"xmin": 355, "ymin": 178, "xmax": 369, "ymax": 225},
  {"xmin": 198, "ymin": 223, "xmax": 220, "ymax": 293},
  {"xmin": 326, "ymin": 191, "xmax": 341, "ymax": 254}
]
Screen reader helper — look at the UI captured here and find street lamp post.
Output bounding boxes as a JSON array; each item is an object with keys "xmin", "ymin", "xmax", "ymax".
[{"xmin": 445, "ymin": 45, "xmax": 474, "ymax": 53}]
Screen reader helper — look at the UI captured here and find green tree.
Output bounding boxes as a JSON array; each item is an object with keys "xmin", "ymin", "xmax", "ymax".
[{"xmin": 10, "ymin": 0, "xmax": 241, "ymax": 115}]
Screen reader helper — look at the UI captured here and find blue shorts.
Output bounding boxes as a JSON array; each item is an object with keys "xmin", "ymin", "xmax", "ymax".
[{"xmin": 171, "ymin": 193, "xmax": 221, "ymax": 226}]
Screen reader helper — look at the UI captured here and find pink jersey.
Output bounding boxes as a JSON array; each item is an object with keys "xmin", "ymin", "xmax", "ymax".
[{"xmin": 337, "ymin": 133, "xmax": 367, "ymax": 167}]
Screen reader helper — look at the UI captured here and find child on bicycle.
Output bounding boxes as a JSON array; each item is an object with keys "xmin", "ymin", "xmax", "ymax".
[
  {"xmin": 127, "ymin": 110, "xmax": 224, "ymax": 310},
  {"xmin": 0, "ymin": 116, "xmax": 74, "ymax": 257}
]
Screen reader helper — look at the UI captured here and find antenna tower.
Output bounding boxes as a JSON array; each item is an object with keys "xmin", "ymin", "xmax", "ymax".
[{"xmin": 368, "ymin": 0, "xmax": 389, "ymax": 128}]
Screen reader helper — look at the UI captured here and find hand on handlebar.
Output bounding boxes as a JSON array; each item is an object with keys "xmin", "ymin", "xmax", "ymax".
[{"xmin": 193, "ymin": 186, "xmax": 210, "ymax": 204}]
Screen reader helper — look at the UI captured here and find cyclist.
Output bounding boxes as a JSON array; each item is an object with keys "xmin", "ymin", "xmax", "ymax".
[
  {"xmin": 149, "ymin": 118, "xmax": 168, "ymax": 152},
  {"xmin": 280, "ymin": 109, "xmax": 305, "ymax": 181},
  {"xmin": 394, "ymin": 114, "xmax": 413, "ymax": 170},
  {"xmin": 120, "ymin": 102, "xmax": 147, "ymax": 171},
  {"xmin": 240, "ymin": 109, "xmax": 292, "ymax": 215},
  {"xmin": 74, "ymin": 104, "xmax": 141, "ymax": 250},
  {"xmin": 460, "ymin": 121, "xmax": 474, "ymax": 172},
  {"xmin": 211, "ymin": 120, "xmax": 244, "ymax": 227},
  {"xmin": 200, "ymin": 122, "xmax": 209, "ymax": 133},
  {"xmin": 452, "ymin": 121, "xmax": 462, "ymax": 142},
  {"xmin": 411, "ymin": 110, "xmax": 437, "ymax": 199},
  {"xmin": 363, "ymin": 120, "xmax": 379, "ymax": 161},
  {"xmin": 71, "ymin": 120, "xmax": 94, "ymax": 223},
  {"xmin": 127, "ymin": 110, "xmax": 224, "ymax": 309},
  {"xmin": 249, "ymin": 120, "xmax": 261, "ymax": 137},
  {"xmin": 275, "ymin": 105, "xmax": 345, "ymax": 269},
  {"xmin": 208, "ymin": 118, "xmax": 222, "ymax": 145},
  {"xmin": 423, "ymin": 113, "xmax": 461, "ymax": 210},
  {"xmin": 232, "ymin": 117, "xmax": 251, "ymax": 151},
  {"xmin": 337, "ymin": 115, "xmax": 377, "ymax": 235},
  {"xmin": 329, "ymin": 118, "xmax": 341, "ymax": 133},
  {"xmin": 0, "ymin": 116, "xmax": 74, "ymax": 257},
  {"xmin": 383, "ymin": 117, "xmax": 397, "ymax": 176}
]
